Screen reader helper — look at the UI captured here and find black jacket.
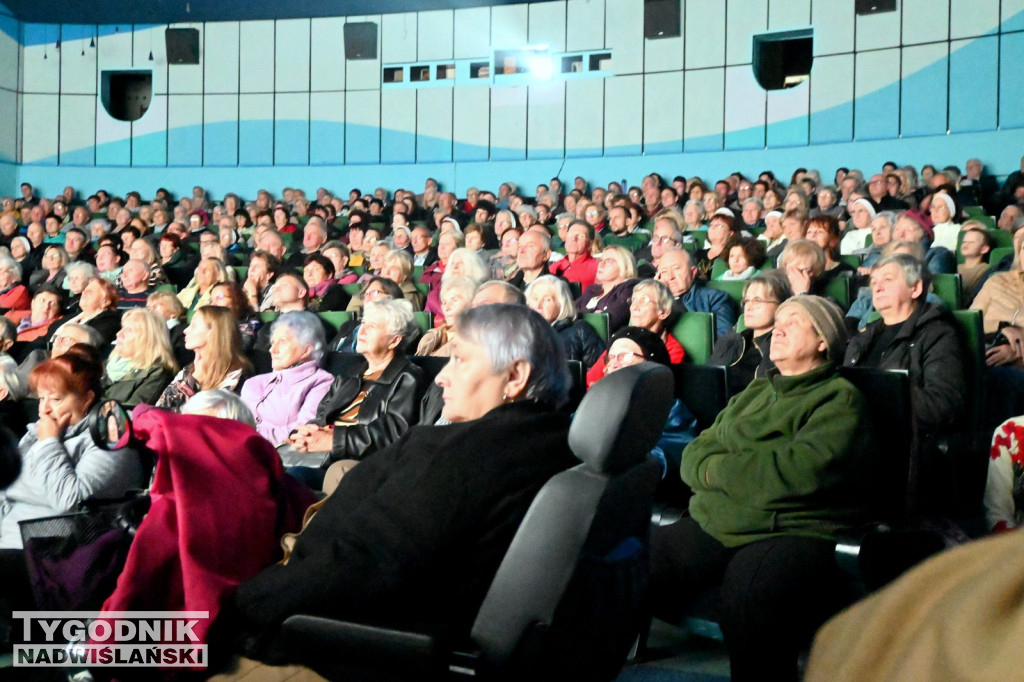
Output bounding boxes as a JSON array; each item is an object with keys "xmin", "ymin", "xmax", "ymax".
[
  {"xmin": 312, "ymin": 353, "xmax": 425, "ymax": 463},
  {"xmin": 228, "ymin": 402, "xmax": 575, "ymax": 659},
  {"xmin": 843, "ymin": 301, "xmax": 966, "ymax": 433},
  {"xmin": 708, "ymin": 328, "xmax": 775, "ymax": 397},
  {"xmin": 552, "ymin": 317, "xmax": 605, "ymax": 369}
]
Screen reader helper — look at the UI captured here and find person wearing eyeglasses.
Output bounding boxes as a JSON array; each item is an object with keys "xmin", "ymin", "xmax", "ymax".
[
  {"xmin": 709, "ymin": 270, "xmax": 793, "ymax": 396},
  {"xmin": 636, "ymin": 212, "xmax": 687, "ymax": 279}
]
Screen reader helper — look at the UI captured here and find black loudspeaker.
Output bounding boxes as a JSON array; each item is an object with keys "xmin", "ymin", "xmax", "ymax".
[
  {"xmin": 644, "ymin": 0, "xmax": 681, "ymax": 39},
  {"xmin": 165, "ymin": 28, "xmax": 200, "ymax": 65},
  {"xmin": 855, "ymin": 0, "xmax": 897, "ymax": 15},
  {"xmin": 344, "ymin": 22, "xmax": 378, "ymax": 60}
]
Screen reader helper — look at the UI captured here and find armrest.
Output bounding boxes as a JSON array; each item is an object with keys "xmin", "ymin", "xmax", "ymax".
[
  {"xmin": 279, "ymin": 615, "xmax": 449, "ymax": 677},
  {"xmin": 834, "ymin": 528, "xmax": 945, "ymax": 593}
]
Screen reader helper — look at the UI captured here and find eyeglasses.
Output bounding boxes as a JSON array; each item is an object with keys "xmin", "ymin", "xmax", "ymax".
[
  {"xmin": 654, "ymin": 236, "xmax": 678, "ymax": 245},
  {"xmin": 741, "ymin": 297, "xmax": 779, "ymax": 307},
  {"xmin": 608, "ymin": 351, "xmax": 644, "ymax": 364},
  {"xmin": 630, "ymin": 295, "xmax": 656, "ymax": 306}
]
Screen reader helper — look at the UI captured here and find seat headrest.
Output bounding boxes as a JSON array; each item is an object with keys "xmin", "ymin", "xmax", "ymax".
[{"xmin": 569, "ymin": 362, "xmax": 674, "ymax": 475}]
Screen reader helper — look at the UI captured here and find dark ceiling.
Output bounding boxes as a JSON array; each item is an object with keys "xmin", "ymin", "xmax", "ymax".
[{"xmin": 2, "ymin": 0, "xmax": 530, "ymax": 26}]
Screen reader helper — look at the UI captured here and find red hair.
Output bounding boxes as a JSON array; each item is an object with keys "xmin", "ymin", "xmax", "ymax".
[
  {"xmin": 29, "ymin": 344, "xmax": 103, "ymax": 402},
  {"xmin": 87, "ymin": 277, "xmax": 120, "ymax": 309}
]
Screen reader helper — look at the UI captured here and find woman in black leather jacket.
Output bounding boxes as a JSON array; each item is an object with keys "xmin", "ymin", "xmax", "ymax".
[{"xmin": 526, "ymin": 274, "xmax": 604, "ymax": 370}]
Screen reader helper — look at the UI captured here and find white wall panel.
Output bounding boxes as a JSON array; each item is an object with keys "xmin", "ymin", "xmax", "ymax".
[
  {"xmin": 345, "ymin": 16, "xmax": 381, "ymax": 90},
  {"xmin": 97, "ymin": 24, "xmax": 132, "ymax": 71},
  {"xmin": 22, "ymin": 94, "xmax": 59, "ymax": 163},
  {"xmin": 380, "ymin": 88, "xmax": 416, "ymax": 163},
  {"xmin": 727, "ymin": 0, "xmax": 766, "ymax": 65},
  {"xmin": 166, "ymin": 94, "xmax": 202, "ymax": 166},
  {"xmin": 809, "ymin": 53, "xmax": 853, "ymax": 142},
  {"xmin": 528, "ymin": 2, "xmax": 566, "ymax": 52},
  {"xmin": 724, "ymin": 65, "xmax": 765, "ymax": 149},
  {"xmin": 131, "ymin": 93, "xmax": 167, "ymax": 166},
  {"xmin": 643, "ymin": 71, "xmax": 683, "ymax": 153},
  {"xmin": 902, "ymin": 0, "xmax": 949, "ymax": 45},
  {"xmin": 95, "ymin": 98, "xmax": 131, "ymax": 166},
  {"xmin": 238, "ymin": 93, "xmax": 273, "ymax": 166},
  {"xmin": 239, "ymin": 20, "xmax": 274, "ymax": 93},
  {"xmin": 0, "ymin": 19, "xmax": 18, "ymax": 90},
  {"xmin": 22, "ymin": 31, "xmax": 59, "ymax": 94},
  {"xmin": 203, "ymin": 22, "xmax": 239, "ymax": 94},
  {"xmin": 683, "ymin": 67, "xmax": 724, "ymax": 150},
  {"xmin": 685, "ymin": 0, "xmax": 725, "ymax": 69},
  {"xmin": 274, "ymin": 91, "xmax": 309, "ymax": 164},
  {"xmin": 453, "ymin": 7, "xmax": 491, "ymax": 59},
  {"xmin": 344, "ymin": 89, "xmax": 380, "ymax": 163},
  {"xmin": 856, "ymin": 5, "xmax": 901, "ymax": 51},
  {"xmin": 1003, "ymin": 0, "xmax": 1024, "ymax": 29},
  {"xmin": 606, "ymin": 0, "xmax": 643, "ymax": 74},
  {"xmin": 766, "ymin": 84, "xmax": 809, "ymax": 147},
  {"xmin": 566, "ymin": 0, "xmax": 605, "ymax": 52},
  {"xmin": 564, "ymin": 78, "xmax": 603, "ymax": 155},
  {"xmin": 854, "ymin": 48, "xmax": 900, "ymax": 139},
  {"xmin": 490, "ymin": 86, "xmax": 527, "ymax": 160},
  {"xmin": 58, "ymin": 95, "xmax": 95, "ymax": 163},
  {"xmin": 645, "ymin": 34, "xmax": 683, "ymax": 73},
  {"xmin": 382, "ymin": 13, "xmax": 417, "ymax": 64},
  {"xmin": 951, "ymin": 0, "xmax": 999, "ymax": 39},
  {"xmin": 490, "ymin": 4, "xmax": 528, "ymax": 48},
  {"xmin": 0, "ymin": 89, "xmax": 18, "ymax": 162},
  {"xmin": 603, "ymin": 74, "xmax": 642, "ymax": 154},
  {"xmin": 418, "ymin": 10, "xmax": 454, "ymax": 61},
  {"xmin": 131, "ymin": 26, "xmax": 166, "ymax": 95},
  {"xmin": 812, "ymin": 0, "xmax": 854, "ymax": 55},
  {"xmin": 417, "ymin": 87, "xmax": 453, "ymax": 162},
  {"xmin": 60, "ymin": 29, "xmax": 97, "ymax": 95},
  {"xmin": 769, "ymin": 0, "xmax": 810, "ymax": 30},
  {"xmin": 166, "ymin": 23, "xmax": 203, "ymax": 94},
  {"xmin": 311, "ymin": 17, "xmax": 346, "ymax": 90},
  {"xmin": 275, "ymin": 19, "xmax": 310, "ymax": 93},
  {"xmin": 527, "ymin": 82, "xmax": 565, "ymax": 158},
  {"xmin": 203, "ymin": 93, "xmax": 238, "ymax": 166},
  {"xmin": 452, "ymin": 85, "xmax": 490, "ymax": 160},
  {"xmin": 309, "ymin": 91, "xmax": 345, "ymax": 164}
]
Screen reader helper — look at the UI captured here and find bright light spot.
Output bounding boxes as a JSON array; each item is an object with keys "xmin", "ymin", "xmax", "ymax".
[{"xmin": 527, "ymin": 56, "xmax": 553, "ymax": 80}]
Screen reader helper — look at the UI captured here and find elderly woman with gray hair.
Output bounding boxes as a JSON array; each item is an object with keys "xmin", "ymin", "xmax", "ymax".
[
  {"xmin": 226, "ymin": 303, "xmax": 577, "ymax": 664},
  {"xmin": 240, "ymin": 311, "xmax": 335, "ymax": 446},
  {"xmin": 0, "ymin": 354, "xmax": 28, "ymax": 436},
  {"xmin": 526, "ymin": 274, "xmax": 605, "ymax": 369},
  {"xmin": 0, "ymin": 256, "xmax": 29, "ymax": 315}
]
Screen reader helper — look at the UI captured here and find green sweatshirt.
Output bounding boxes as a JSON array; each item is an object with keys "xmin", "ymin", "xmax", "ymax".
[{"xmin": 682, "ymin": 361, "xmax": 870, "ymax": 547}]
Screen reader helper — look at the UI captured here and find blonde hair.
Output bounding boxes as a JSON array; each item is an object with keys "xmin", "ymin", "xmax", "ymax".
[
  {"xmin": 599, "ymin": 245, "xmax": 637, "ymax": 280},
  {"xmin": 147, "ymin": 290, "xmax": 186, "ymax": 322},
  {"xmin": 118, "ymin": 308, "xmax": 178, "ymax": 373},
  {"xmin": 777, "ymin": 239, "xmax": 826, "ymax": 275},
  {"xmin": 191, "ymin": 306, "xmax": 251, "ymax": 389}
]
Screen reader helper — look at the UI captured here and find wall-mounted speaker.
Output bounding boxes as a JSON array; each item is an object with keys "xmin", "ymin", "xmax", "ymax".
[
  {"xmin": 644, "ymin": 0, "xmax": 681, "ymax": 39},
  {"xmin": 344, "ymin": 22, "xmax": 378, "ymax": 60},
  {"xmin": 855, "ymin": 0, "xmax": 898, "ymax": 15},
  {"xmin": 165, "ymin": 28, "xmax": 200, "ymax": 65},
  {"xmin": 752, "ymin": 30, "xmax": 814, "ymax": 90}
]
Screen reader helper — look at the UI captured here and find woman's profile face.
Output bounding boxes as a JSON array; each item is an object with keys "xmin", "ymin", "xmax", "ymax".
[
  {"xmin": 115, "ymin": 318, "xmax": 141, "ymax": 360},
  {"xmin": 270, "ymin": 326, "xmax": 312, "ymax": 371},
  {"xmin": 10, "ymin": 239, "xmax": 27, "ymax": 260},
  {"xmin": 434, "ymin": 332, "xmax": 510, "ymax": 422},
  {"xmin": 393, "ymin": 229, "xmax": 410, "ymax": 249},
  {"xmin": 355, "ymin": 309, "xmax": 398, "ymax": 356},
  {"xmin": 526, "ymin": 285, "xmax": 562, "ymax": 324},
  {"xmin": 438, "ymin": 235, "xmax": 457, "ymax": 262},
  {"xmin": 303, "ymin": 261, "xmax": 329, "ymax": 288},
  {"xmin": 67, "ymin": 270, "xmax": 90, "ymax": 295},
  {"xmin": 741, "ymin": 282, "xmax": 779, "ymax": 331},
  {"xmin": 184, "ymin": 315, "xmax": 212, "ymax": 351},
  {"xmin": 440, "ymin": 289, "xmax": 470, "ymax": 324},
  {"xmin": 80, "ymin": 280, "xmax": 109, "ymax": 313}
]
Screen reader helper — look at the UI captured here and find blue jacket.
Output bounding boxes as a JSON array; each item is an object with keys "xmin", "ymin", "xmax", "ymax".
[{"xmin": 681, "ymin": 282, "xmax": 737, "ymax": 337}]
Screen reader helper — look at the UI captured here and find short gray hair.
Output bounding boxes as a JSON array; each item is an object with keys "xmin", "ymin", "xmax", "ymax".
[
  {"xmin": 440, "ymin": 276, "xmax": 479, "ymax": 303},
  {"xmin": 66, "ymin": 260, "xmax": 97, "ymax": 281},
  {"xmin": 61, "ymin": 322, "xmax": 104, "ymax": 348},
  {"xmin": 0, "ymin": 355, "xmax": 25, "ymax": 401},
  {"xmin": 632, "ymin": 279, "xmax": 674, "ymax": 316},
  {"xmin": 363, "ymin": 298, "xmax": 415, "ymax": 343},
  {"xmin": 872, "ymin": 252, "xmax": 930, "ymax": 292},
  {"xmin": 525, "ymin": 275, "xmax": 576, "ymax": 323},
  {"xmin": 182, "ymin": 389, "xmax": 256, "ymax": 427},
  {"xmin": 0, "ymin": 256, "xmax": 21, "ymax": 281},
  {"xmin": 270, "ymin": 311, "xmax": 327, "ymax": 364},
  {"xmin": 455, "ymin": 303, "xmax": 570, "ymax": 408}
]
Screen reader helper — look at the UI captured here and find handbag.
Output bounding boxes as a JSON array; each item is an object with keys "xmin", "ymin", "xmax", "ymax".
[{"xmin": 19, "ymin": 492, "xmax": 150, "ymax": 612}]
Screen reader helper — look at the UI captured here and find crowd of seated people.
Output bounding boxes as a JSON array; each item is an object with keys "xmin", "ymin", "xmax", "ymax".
[{"xmin": 0, "ymin": 159, "xmax": 1021, "ymax": 675}]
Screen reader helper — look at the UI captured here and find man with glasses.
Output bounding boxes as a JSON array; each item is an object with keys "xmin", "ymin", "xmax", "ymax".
[{"xmin": 637, "ymin": 215, "xmax": 685, "ymax": 278}]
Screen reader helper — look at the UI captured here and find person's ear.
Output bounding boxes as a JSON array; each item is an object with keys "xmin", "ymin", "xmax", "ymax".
[
  {"xmin": 503, "ymin": 360, "xmax": 532, "ymax": 401},
  {"xmin": 911, "ymin": 279, "xmax": 925, "ymax": 300}
]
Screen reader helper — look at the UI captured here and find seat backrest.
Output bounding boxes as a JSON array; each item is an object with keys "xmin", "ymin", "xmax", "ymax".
[
  {"xmin": 838, "ymin": 367, "xmax": 914, "ymax": 521},
  {"xmin": 670, "ymin": 311, "xmax": 715, "ymax": 364},
  {"xmin": 318, "ymin": 311, "xmax": 355, "ymax": 337},
  {"xmin": 705, "ymin": 279, "xmax": 744, "ymax": 308},
  {"xmin": 581, "ymin": 312, "xmax": 610, "ymax": 344},
  {"xmin": 413, "ymin": 311, "xmax": 433, "ymax": 333},
  {"xmin": 471, "ymin": 363, "xmax": 673, "ymax": 668},
  {"xmin": 824, "ymin": 275, "xmax": 852, "ymax": 311},
  {"xmin": 932, "ymin": 273, "xmax": 963, "ymax": 310},
  {"xmin": 674, "ymin": 364, "xmax": 729, "ymax": 431}
]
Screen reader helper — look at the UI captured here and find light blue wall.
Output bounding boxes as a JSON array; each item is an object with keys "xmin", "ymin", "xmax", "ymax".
[{"xmin": 6, "ymin": 0, "xmax": 1024, "ymax": 196}]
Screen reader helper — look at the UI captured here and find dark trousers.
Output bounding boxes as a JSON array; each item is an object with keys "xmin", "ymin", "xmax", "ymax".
[{"xmin": 650, "ymin": 517, "xmax": 852, "ymax": 682}]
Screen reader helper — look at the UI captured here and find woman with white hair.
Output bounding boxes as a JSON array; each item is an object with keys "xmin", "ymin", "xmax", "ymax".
[
  {"xmin": 378, "ymin": 248, "xmax": 424, "ymax": 311},
  {"xmin": 240, "ymin": 311, "xmax": 335, "ymax": 445},
  {"xmin": 840, "ymin": 198, "xmax": 876, "ymax": 255},
  {"xmin": 419, "ymin": 229, "xmax": 464, "ymax": 290},
  {"xmin": 416, "ymin": 277, "xmax": 477, "ymax": 356},
  {"xmin": 62, "ymin": 261, "xmax": 97, "ymax": 316},
  {"xmin": 0, "ymin": 256, "xmax": 29, "ymax": 315},
  {"xmin": 181, "ymin": 389, "xmax": 256, "ymax": 428},
  {"xmin": 287, "ymin": 298, "xmax": 423, "ymax": 490},
  {"xmin": 424, "ymin": 246, "xmax": 489, "ymax": 323},
  {"xmin": 928, "ymin": 191, "xmax": 962, "ymax": 253},
  {"xmin": 8, "ymin": 236, "xmax": 34, "ymax": 285},
  {"xmin": 526, "ymin": 274, "xmax": 604, "ymax": 369},
  {"xmin": 102, "ymin": 308, "xmax": 179, "ymax": 407}
]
